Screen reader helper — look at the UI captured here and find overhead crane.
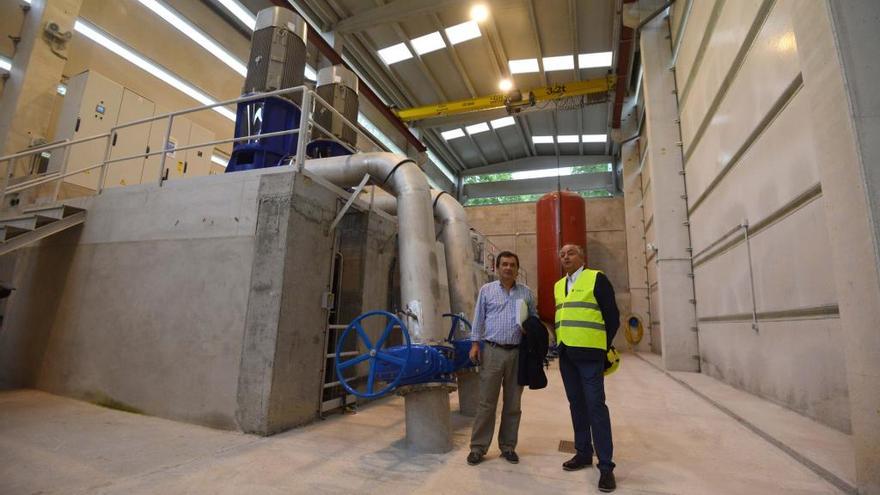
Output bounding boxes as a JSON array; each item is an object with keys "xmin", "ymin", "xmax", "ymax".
[{"xmin": 394, "ymin": 75, "xmax": 616, "ymax": 122}]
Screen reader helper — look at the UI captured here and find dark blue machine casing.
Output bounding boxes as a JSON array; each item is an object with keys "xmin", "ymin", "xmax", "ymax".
[{"xmin": 226, "ymin": 95, "xmax": 301, "ymax": 172}]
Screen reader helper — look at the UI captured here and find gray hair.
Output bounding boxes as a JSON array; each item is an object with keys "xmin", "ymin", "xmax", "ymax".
[{"xmin": 559, "ymin": 244, "xmax": 585, "ymax": 257}]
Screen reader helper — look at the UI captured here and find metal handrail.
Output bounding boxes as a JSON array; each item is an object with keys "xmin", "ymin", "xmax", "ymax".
[
  {"xmin": 0, "ymin": 84, "xmax": 387, "ymax": 211},
  {"xmin": 4, "ymin": 127, "xmax": 304, "ymax": 195}
]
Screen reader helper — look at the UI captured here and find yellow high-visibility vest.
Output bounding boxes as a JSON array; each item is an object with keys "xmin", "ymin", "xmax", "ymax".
[{"xmin": 554, "ymin": 269, "xmax": 607, "ymax": 350}]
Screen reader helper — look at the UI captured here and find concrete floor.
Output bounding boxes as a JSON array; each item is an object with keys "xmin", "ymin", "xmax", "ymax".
[{"xmin": 0, "ymin": 353, "xmax": 853, "ymax": 495}]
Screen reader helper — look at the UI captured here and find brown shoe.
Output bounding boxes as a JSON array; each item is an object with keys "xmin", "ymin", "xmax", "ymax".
[{"xmin": 562, "ymin": 454, "xmax": 592, "ymax": 471}]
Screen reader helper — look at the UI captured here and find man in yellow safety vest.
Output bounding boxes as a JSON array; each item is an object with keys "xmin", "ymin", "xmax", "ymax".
[{"xmin": 554, "ymin": 244, "xmax": 619, "ymax": 493}]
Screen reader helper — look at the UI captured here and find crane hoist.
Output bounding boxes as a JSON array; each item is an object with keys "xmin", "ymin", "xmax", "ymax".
[{"xmin": 394, "ymin": 75, "xmax": 617, "ymax": 122}]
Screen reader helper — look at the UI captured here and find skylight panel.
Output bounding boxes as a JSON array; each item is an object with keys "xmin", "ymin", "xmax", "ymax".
[
  {"xmin": 532, "ymin": 136, "xmax": 554, "ymax": 144},
  {"xmin": 466, "ymin": 123, "xmax": 490, "ymax": 135},
  {"xmin": 445, "ymin": 20, "xmax": 481, "ymax": 45},
  {"xmin": 490, "ymin": 116, "xmax": 516, "ymax": 129},
  {"xmin": 557, "ymin": 135, "xmax": 579, "ymax": 143},
  {"xmin": 512, "ymin": 167, "xmax": 573, "ymax": 180},
  {"xmin": 0, "ymin": 56, "xmax": 10, "ymax": 71},
  {"xmin": 378, "ymin": 43, "xmax": 413, "ymax": 65},
  {"xmin": 411, "ymin": 31, "xmax": 445, "ymax": 55},
  {"xmin": 582, "ymin": 134, "xmax": 607, "ymax": 143},
  {"xmin": 442, "ymin": 129, "xmax": 466, "ymax": 140},
  {"xmin": 578, "ymin": 51, "xmax": 613, "ymax": 69},
  {"xmin": 542, "ymin": 55, "xmax": 575, "ymax": 72},
  {"xmin": 508, "ymin": 58, "xmax": 539, "ymax": 74}
]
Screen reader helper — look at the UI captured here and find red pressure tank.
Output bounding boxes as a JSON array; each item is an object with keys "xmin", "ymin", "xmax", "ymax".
[{"xmin": 536, "ymin": 191, "xmax": 587, "ymax": 324}]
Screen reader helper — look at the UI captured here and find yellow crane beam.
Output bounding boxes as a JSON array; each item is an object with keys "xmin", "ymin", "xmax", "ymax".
[{"xmin": 394, "ymin": 75, "xmax": 616, "ymax": 122}]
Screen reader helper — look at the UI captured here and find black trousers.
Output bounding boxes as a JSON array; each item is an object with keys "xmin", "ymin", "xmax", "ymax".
[{"xmin": 559, "ymin": 347, "xmax": 615, "ymax": 472}]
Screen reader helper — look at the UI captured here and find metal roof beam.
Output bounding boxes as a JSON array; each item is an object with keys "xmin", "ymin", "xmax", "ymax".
[
  {"xmin": 463, "ymin": 172, "xmax": 613, "ymax": 199},
  {"xmin": 462, "ymin": 155, "xmax": 613, "ymax": 176},
  {"xmin": 466, "ymin": 134, "xmax": 490, "ymax": 167},
  {"xmin": 431, "ymin": 13, "xmax": 477, "ymax": 98},
  {"xmin": 526, "ymin": 0, "xmax": 548, "ymax": 87},
  {"xmin": 569, "ymin": 0, "xmax": 585, "ymax": 156},
  {"xmin": 332, "ymin": 0, "xmax": 464, "ymax": 33}
]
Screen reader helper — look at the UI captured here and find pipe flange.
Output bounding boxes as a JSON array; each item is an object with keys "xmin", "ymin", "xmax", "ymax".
[
  {"xmin": 382, "ymin": 158, "xmax": 416, "ymax": 184},
  {"xmin": 396, "ymin": 382, "xmax": 457, "ymax": 396}
]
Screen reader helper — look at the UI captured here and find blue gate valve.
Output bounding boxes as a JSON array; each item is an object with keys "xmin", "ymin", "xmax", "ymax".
[
  {"xmin": 334, "ymin": 310, "xmax": 411, "ymax": 399},
  {"xmin": 443, "ymin": 313, "xmax": 480, "ymax": 370}
]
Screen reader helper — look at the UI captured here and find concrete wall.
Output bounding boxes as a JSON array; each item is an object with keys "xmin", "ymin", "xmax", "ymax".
[
  {"xmin": 464, "ymin": 198, "xmax": 630, "ymax": 344},
  {"xmin": 0, "ymin": 168, "xmax": 351, "ymax": 434},
  {"xmin": 620, "ymin": 139, "xmax": 653, "ymax": 353},
  {"xmin": 669, "ymin": 0, "xmax": 849, "ymax": 432}
]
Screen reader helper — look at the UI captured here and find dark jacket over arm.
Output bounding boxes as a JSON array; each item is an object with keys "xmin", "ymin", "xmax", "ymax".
[
  {"xmin": 518, "ymin": 316, "xmax": 549, "ymax": 389},
  {"xmin": 595, "ymin": 272, "xmax": 620, "ymax": 346}
]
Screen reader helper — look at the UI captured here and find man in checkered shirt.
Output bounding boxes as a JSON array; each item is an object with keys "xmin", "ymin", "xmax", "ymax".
[{"xmin": 466, "ymin": 250, "xmax": 537, "ymax": 466}]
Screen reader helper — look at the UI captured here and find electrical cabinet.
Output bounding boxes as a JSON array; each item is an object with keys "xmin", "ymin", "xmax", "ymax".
[
  {"xmin": 161, "ymin": 116, "xmax": 191, "ymax": 181},
  {"xmin": 52, "ymin": 70, "xmax": 216, "ymax": 190},
  {"xmin": 49, "ymin": 70, "xmax": 124, "ymax": 191},
  {"xmin": 103, "ymin": 89, "xmax": 154, "ymax": 188},
  {"xmin": 184, "ymin": 123, "xmax": 213, "ymax": 178}
]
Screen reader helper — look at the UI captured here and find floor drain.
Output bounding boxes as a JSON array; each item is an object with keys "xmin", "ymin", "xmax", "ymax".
[{"xmin": 558, "ymin": 440, "xmax": 576, "ymax": 453}]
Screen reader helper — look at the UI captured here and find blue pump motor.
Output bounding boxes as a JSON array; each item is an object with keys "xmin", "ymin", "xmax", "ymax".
[{"xmin": 225, "ymin": 95, "xmax": 301, "ymax": 172}]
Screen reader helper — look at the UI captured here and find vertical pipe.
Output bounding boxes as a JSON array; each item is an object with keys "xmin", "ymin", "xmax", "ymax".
[
  {"xmin": 52, "ymin": 144, "xmax": 72, "ymax": 203},
  {"xmin": 742, "ymin": 221, "xmax": 759, "ymax": 332},
  {"xmin": 158, "ymin": 116, "xmax": 174, "ymax": 186},
  {"xmin": 295, "ymin": 90, "xmax": 312, "ymax": 172},
  {"xmin": 97, "ymin": 132, "xmax": 114, "ymax": 194}
]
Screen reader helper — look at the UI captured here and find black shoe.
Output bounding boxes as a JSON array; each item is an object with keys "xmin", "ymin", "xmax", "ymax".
[
  {"xmin": 598, "ymin": 470, "xmax": 616, "ymax": 492},
  {"xmin": 500, "ymin": 450, "xmax": 519, "ymax": 464},
  {"xmin": 466, "ymin": 452, "xmax": 484, "ymax": 465},
  {"xmin": 562, "ymin": 454, "xmax": 592, "ymax": 471}
]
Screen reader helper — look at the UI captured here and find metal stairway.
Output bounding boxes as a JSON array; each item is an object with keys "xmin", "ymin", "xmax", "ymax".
[{"xmin": 0, "ymin": 204, "xmax": 87, "ymax": 256}]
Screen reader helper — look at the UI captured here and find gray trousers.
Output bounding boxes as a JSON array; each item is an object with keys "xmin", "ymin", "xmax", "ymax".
[{"xmin": 469, "ymin": 343, "xmax": 524, "ymax": 454}]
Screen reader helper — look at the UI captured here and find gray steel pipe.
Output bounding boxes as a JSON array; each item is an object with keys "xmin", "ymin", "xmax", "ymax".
[
  {"xmin": 431, "ymin": 190, "xmax": 479, "ymax": 321},
  {"xmin": 367, "ymin": 188, "xmax": 478, "ymax": 322},
  {"xmin": 303, "ymin": 153, "xmax": 444, "ymax": 343}
]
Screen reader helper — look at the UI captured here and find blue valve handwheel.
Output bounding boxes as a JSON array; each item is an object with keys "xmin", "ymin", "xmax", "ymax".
[{"xmin": 335, "ymin": 310, "xmax": 412, "ymax": 399}]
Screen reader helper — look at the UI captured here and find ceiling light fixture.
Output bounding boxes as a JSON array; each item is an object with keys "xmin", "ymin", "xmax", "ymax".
[
  {"xmin": 532, "ymin": 136, "xmax": 554, "ymax": 144},
  {"xmin": 211, "ymin": 154, "xmax": 229, "ymax": 167},
  {"xmin": 445, "ymin": 20, "xmax": 482, "ymax": 45},
  {"xmin": 470, "ymin": 4, "xmax": 489, "ymax": 23},
  {"xmin": 73, "ymin": 19, "xmax": 236, "ymax": 121},
  {"xmin": 215, "ymin": 0, "xmax": 256, "ymax": 30},
  {"xmin": 377, "ymin": 42, "xmax": 413, "ymax": 65},
  {"xmin": 508, "ymin": 58, "xmax": 539, "ymax": 74},
  {"xmin": 557, "ymin": 135, "xmax": 579, "ymax": 143},
  {"xmin": 498, "ymin": 78, "xmax": 512, "ymax": 91},
  {"xmin": 138, "ymin": 0, "xmax": 247, "ymax": 76},
  {"xmin": 0, "ymin": 55, "xmax": 11, "ymax": 72}
]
